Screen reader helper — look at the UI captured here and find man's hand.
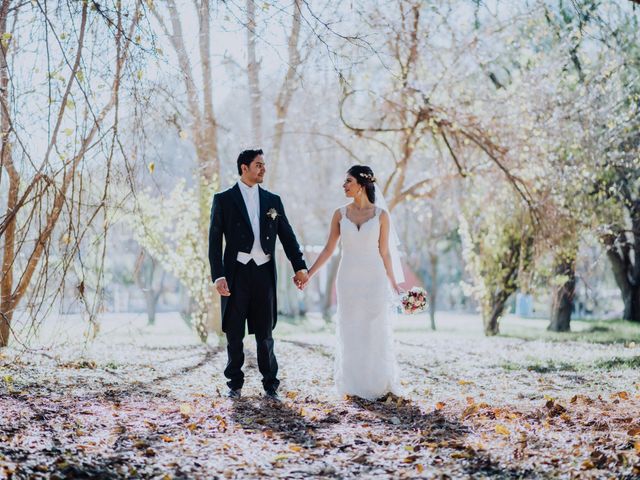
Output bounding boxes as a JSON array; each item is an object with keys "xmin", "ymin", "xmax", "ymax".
[
  {"xmin": 215, "ymin": 277, "xmax": 231, "ymax": 296},
  {"xmin": 293, "ymin": 270, "xmax": 309, "ymax": 290}
]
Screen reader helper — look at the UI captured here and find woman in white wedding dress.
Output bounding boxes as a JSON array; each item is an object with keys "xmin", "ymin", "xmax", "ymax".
[{"xmin": 303, "ymin": 165, "xmax": 404, "ymax": 400}]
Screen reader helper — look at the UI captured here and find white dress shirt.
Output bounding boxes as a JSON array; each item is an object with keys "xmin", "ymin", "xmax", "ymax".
[
  {"xmin": 214, "ymin": 181, "xmax": 271, "ymax": 284},
  {"xmin": 236, "ymin": 181, "xmax": 271, "ymax": 266}
]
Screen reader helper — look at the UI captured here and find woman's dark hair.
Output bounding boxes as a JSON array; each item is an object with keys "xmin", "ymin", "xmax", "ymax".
[
  {"xmin": 237, "ymin": 148, "xmax": 264, "ymax": 175},
  {"xmin": 347, "ymin": 165, "xmax": 376, "ymax": 204}
]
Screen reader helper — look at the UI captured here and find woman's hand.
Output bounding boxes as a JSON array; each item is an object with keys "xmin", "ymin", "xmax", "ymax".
[
  {"xmin": 294, "ymin": 270, "xmax": 313, "ymax": 290},
  {"xmin": 392, "ymin": 283, "xmax": 405, "ymax": 296}
]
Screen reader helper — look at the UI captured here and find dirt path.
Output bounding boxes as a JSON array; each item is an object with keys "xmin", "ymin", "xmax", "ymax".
[{"xmin": 1, "ymin": 324, "xmax": 639, "ymax": 479}]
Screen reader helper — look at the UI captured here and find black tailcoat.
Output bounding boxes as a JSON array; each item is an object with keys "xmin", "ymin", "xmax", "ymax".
[{"xmin": 208, "ymin": 183, "xmax": 306, "ymax": 333}]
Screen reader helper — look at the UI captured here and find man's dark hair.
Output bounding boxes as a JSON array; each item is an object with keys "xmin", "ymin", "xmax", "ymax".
[{"xmin": 237, "ymin": 149, "xmax": 264, "ymax": 175}]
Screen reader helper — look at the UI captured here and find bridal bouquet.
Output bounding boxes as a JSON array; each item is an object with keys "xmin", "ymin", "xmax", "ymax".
[{"xmin": 400, "ymin": 287, "xmax": 428, "ymax": 314}]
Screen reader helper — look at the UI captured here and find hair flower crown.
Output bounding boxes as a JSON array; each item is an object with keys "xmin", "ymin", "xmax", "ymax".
[{"xmin": 359, "ymin": 172, "xmax": 376, "ymax": 182}]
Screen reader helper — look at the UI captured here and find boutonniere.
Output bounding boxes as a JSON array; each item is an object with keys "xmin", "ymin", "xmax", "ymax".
[{"xmin": 267, "ymin": 208, "xmax": 279, "ymax": 220}]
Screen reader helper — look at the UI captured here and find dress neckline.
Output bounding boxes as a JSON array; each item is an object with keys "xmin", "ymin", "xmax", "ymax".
[{"xmin": 342, "ymin": 206, "xmax": 378, "ymax": 231}]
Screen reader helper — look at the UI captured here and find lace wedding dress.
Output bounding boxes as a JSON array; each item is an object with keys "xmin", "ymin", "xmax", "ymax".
[{"xmin": 334, "ymin": 205, "xmax": 402, "ymax": 400}]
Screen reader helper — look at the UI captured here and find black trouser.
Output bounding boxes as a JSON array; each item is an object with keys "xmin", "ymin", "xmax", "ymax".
[{"xmin": 223, "ymin": 260, "xmax": 279, "ymax": 392}]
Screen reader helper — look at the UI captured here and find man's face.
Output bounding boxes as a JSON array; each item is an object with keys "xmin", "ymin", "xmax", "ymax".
[{"xmin": 242, "ymin": 154, "xmax": 266, "ymax": 184}]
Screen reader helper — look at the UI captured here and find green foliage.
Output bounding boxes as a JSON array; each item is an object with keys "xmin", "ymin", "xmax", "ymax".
[
  {"xmin": 595, "ymin": 355, "xmax": 640, "ymax": 370},
  {"xmin": 460, "ymin": 189, "xmax": 535, "ymax": 336}
]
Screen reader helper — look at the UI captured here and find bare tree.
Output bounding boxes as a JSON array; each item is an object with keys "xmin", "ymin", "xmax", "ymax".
[
  {"xmin": 149, "ymin": 1, "xmax": 221, "ymax": 337},
  {"xmin": 0, "ymin": 1, "xmax": 143, "ymax": 347},
  {"xmin": 338, "ymin": 1, "xmax": 534, "ymax": 218}
]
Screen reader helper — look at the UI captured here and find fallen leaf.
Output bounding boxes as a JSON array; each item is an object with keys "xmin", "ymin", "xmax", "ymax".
[
  {"xmin": 272, "ymin": 454, "xmax": 290, "ymax": 462},
  {"xmin": 351, "ymin": 454, "xmax": 368, "ymax": 464},
  {"xmin": 462, "ymin": 404, "xmax": 479, "ymax": 419},
  {"xmin": 616, "ymin": 391, "xmax": 629, "ymax": 400},
  {"xmin": 451, "ymin": 451, "xmax": 473, "ymax": 459},
  {"xmin": 581, "ymin": 459, "xmax": 595, "ymax": 470},
  {"xmin": 589, "ymin": 450, "xmax": 608, "ymax": 468},
  {"xmin": 435, "ymin": 402, "xmax": 445, "ymax": 410},
  {"xmin": 495, "ymin": 424, "xmax": 510, "ymax": 436}
]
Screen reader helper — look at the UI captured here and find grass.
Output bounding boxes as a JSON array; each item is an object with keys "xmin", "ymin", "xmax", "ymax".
[
  {"xmin": 499, "ymin": 360, "xmax": 579, "ymax": 373},
  {"xmin": 594, "ymin": 355, "xmax": 640, "ymax": 369},
  {"xmin": 499, "ymin": 354, "xmax": 640, "ymax": 373},
  {"xmin": 499, "ymin": 317, "xmax": 640, "ymax": 344}
]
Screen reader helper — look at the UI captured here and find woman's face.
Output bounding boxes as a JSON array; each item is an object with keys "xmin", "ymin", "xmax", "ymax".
[{"xmin": 343, "ymin": 174, "xmax": 361, "ymax": 198}]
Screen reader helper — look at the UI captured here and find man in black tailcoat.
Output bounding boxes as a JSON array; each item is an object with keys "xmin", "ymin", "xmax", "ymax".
[{"xmin": 208, "ymin": 149, "xmax": 308, "ymax": 400}]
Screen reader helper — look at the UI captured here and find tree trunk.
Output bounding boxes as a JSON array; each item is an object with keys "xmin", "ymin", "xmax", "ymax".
[
  {"xmin": 246, "ymin": 0, "xmax": 262, "ymax": 146},
  {"xmin": 547, "ymin": 254, "xmax": 576, "ymax": 332},
  {"xmin": 0, "ymin": 0, "xmax": 15, "ymax": 348},
  {"xmin": 622, "ymin": 285, "xmax": 640, "ymax": 322},
  {"xmin": 428, "ymin": 253, "xmax": 437, "ymax": 330},
  {"xmin": 484, "ymin": 299, "xmax": 508, "ymax": 336},
  {"xmin": 146, "ymin": 272, "xmax": 165, "ymax": 326},
  {"xmin": 268, "ymin": 0, "xmax": 302, "ymax": 187},
  {"xmin": 0, "ymin": 309, "xmax": 12, "ymax": 349},
  {"xmin": 179, "ymin": 283, "xmax": 194, "ymax": 328},
  {"xmin": 146, "ymin": 293, "xmax": 158, "ymax": 326},
  {"xmin": 481, "ymin": 230, "xmax": 532, "ymax": 337},
  {"xmin": 604, "ymin": 231, "xmax": 640, "ymax": 322},
  {"xmin": 483, "ymin": 270, "xmax": 517, "ymax": 337},
  {"xmin": 134, "ymin": 250, "xmax": 165, "ymax": 326},
  {"xmin": 196, "ymin": 1, "xmax": 222, "ymax": 338},
  {"xmin": 275, "ymin": 252, "xmax": 298, "ymax": 317}
]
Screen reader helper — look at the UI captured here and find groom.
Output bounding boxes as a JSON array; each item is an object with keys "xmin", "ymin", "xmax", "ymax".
[{"xmin": 208, "ymin": 149, "xmax": 308, "ymax": 400}]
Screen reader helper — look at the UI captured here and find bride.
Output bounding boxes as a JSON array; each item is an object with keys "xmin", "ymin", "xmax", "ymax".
[{"xmin": 300, "ymin": 165, "xmax": 404, "ymax": 400}]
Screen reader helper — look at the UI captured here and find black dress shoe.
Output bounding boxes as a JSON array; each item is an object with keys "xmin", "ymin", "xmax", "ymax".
[
  {"xmin": 227, "ymin": 389, "xmax": 241, "ymax": 399},
  {"xmin": 264, "ymin": 390, "xmax": 280, "ymax": 401}
]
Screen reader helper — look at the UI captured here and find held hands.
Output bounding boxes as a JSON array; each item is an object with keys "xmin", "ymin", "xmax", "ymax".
[
  {"xmin": 215, "ymin": 278, "xmax": 231, "ymax": 297},
  {"xmin": 293, "ymin": 270, "xmax": 309, "ymax": 290}
]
